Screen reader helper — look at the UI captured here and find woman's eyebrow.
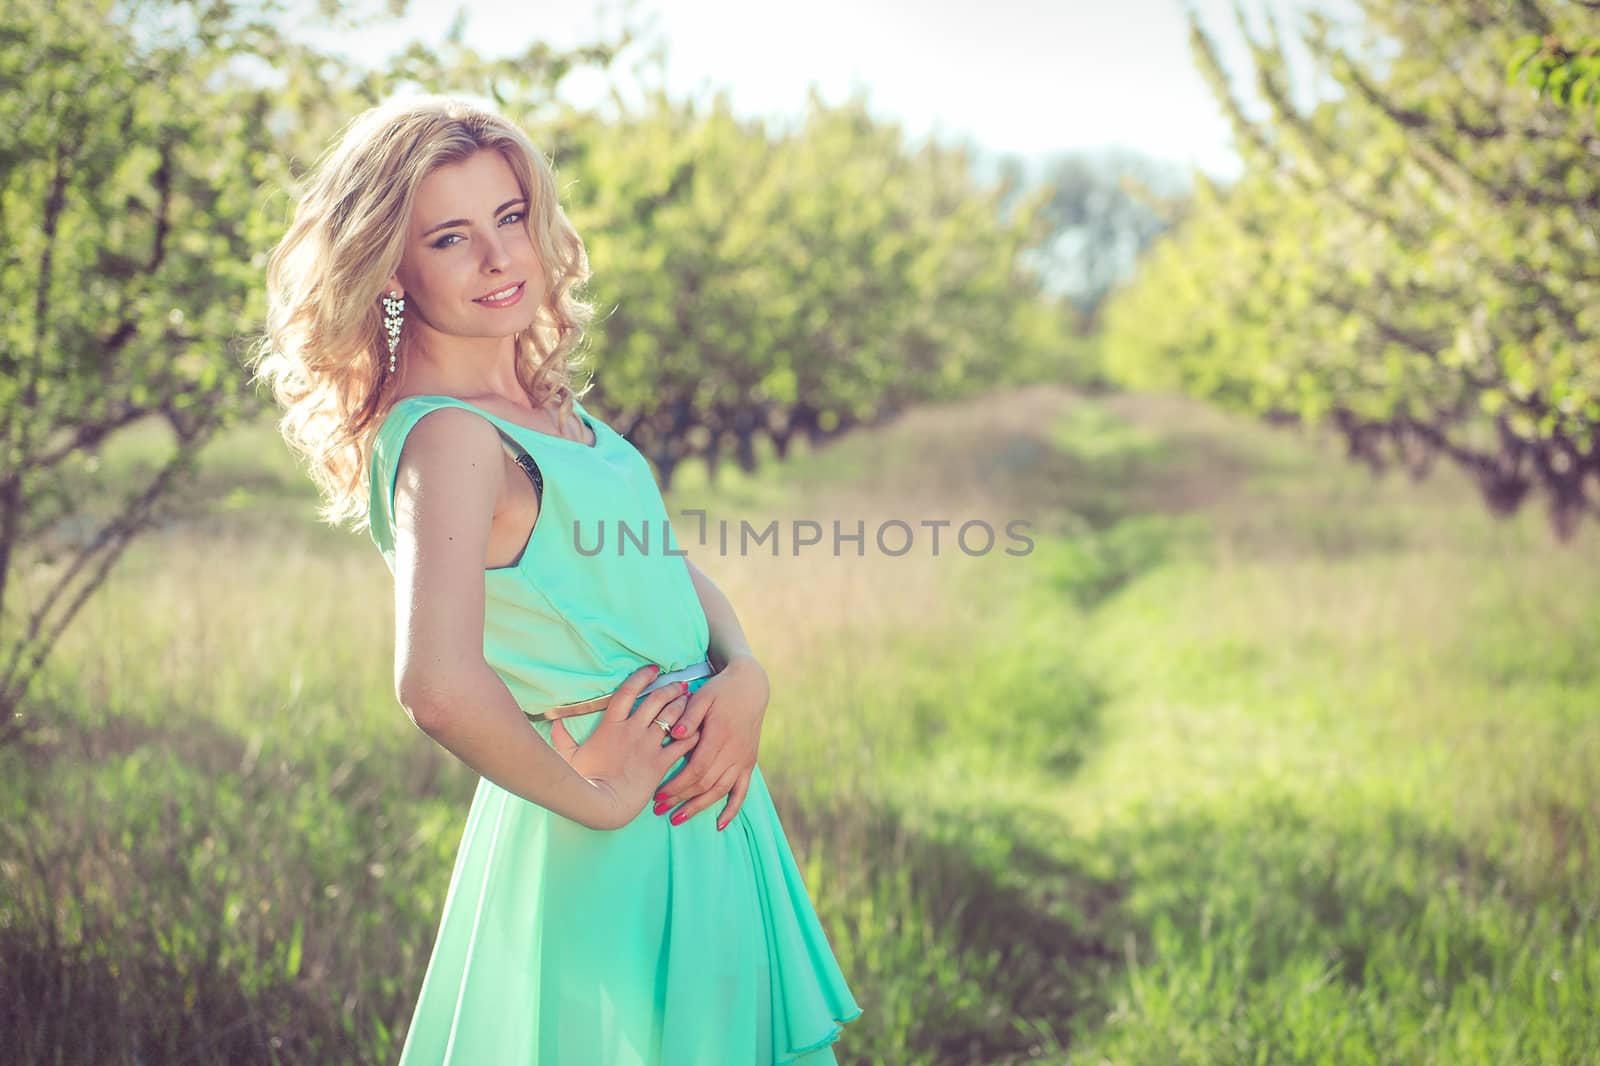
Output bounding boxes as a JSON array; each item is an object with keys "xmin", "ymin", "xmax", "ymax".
[{"xmin": 420, "ymin": 197, "xmax": 528, "ymax": 238}]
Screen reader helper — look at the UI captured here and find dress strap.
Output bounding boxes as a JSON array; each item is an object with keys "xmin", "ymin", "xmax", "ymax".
[{"xmin": 496, "ymin": 435, "xmax": 544, "ymax": 503}]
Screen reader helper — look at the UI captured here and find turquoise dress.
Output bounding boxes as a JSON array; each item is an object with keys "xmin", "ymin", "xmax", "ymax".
[{"xmin": 367, "ymin": 394, "xmax": 861, "ymax": 1065}]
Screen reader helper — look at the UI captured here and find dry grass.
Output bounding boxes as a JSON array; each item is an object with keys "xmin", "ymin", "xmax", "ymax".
[{"xmin": 4, "ymin": 383, "xmax": 1598, "ymax": 1064}]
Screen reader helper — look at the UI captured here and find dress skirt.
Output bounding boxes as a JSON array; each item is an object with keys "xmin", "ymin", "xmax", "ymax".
[{"xmin": 395, "ymin": 672, "xmax": 863, "ymax": 1065}]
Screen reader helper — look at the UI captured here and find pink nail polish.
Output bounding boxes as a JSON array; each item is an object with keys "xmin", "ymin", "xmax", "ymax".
[{"xmin": 670, "ymin": 811, "xmax": 686, "ymax": 826}]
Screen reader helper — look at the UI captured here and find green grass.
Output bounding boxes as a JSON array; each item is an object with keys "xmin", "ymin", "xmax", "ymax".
[{"xmin": 2, "ymin": 384, "xmax": 1596, "ymax": 1064}]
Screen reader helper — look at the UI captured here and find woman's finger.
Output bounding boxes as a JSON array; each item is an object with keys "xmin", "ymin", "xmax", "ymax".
[
  {"xmin": 641, "ymin": 692, "xmax": 688, "ymax": 747},
  {"xmin": 549, "ymin": 718, "xmax": 576, "ymax": 761},
  {"xmin": 656, "ymin": 724, "xmax": 701, "ymax": 767},
  {"xmin": 715, "ymin": 768, "xmax": 753, "ymax": 832},
  {"xmin": 604, "ymin": 665, "xmax": 665, "ymax": 726},
  {"xmin": 667, "ymin": 763, "xmax": 741, "ymax": 826},
  {"xmin": 654, "ymin": 731, "xmax": 728, "ymax": 809},
  {"xmin": 636, "ymin": 679, "xmax": 688, "ymax": 730},
  {"xmin": 654, "ymin": 756, "xmax": 703, "ymax": 812},
  {"xmin": 666, "ymin": 685, "xmax": 710, "ymax": 740}
]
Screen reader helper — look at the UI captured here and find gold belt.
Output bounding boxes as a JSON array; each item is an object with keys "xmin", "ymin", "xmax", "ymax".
[{"xmin": 523, "ymin": 658, "xmax": 716, "ymax": 722}]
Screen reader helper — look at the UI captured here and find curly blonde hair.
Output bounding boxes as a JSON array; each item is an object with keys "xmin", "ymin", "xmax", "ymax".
[{"xmin": 248, "ymin": 94, "xmax": 595, "ymax": 531}]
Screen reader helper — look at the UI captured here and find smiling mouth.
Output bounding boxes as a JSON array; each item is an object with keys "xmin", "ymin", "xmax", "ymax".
[{"xmin": 474, "ymin": 282, "xmax": 524, "ymax": 303}]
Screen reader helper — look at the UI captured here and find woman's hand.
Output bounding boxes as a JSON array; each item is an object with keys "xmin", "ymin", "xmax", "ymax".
[
  {"xmin": 651, "ymin": 654, "xmax": 770, "ymax": 831},
  {"xmin": 549, "ymin": 665, "xmax": 702, "ymax": 830}
]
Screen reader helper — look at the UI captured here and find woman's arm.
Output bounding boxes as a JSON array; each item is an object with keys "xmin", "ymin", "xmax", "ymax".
[
  {"xmin": 686, "ymin": 556, "xmax": 758, "ymax": 672},
  {"xmin": 391, "ymin": 408, "xmax": 620, "ymax": 829}
]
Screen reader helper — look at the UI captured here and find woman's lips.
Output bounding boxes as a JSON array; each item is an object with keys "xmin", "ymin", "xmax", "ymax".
[{"xmin": 474, "ymin": 281, "xmax": 525, "ymax": 308}]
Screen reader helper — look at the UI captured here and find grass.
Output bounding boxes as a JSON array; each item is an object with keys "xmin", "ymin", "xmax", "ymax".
[{"xmin": 1, "ymin": 382, "xmax": 1596, "ymax": 1064}]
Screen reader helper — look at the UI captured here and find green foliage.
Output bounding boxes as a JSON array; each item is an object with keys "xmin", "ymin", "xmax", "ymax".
[
  {"xmin": 1507, "ymin": 30, "xmax": 1600, "ymax": 126},
  {"xmin": 1, "ymin": 1, "xmax": 1077, "ymax": 735},
  {"xmin": 1100, "ymin": 0, "xmax": 1600, "ymax": 541},
  {"xmin": 1030, "ymin": 149, "xmax": 1190, "ymax": 324},
  {"xmin": 542, "ymin": 86, "xmax": 1074, "ymax": 487},
  {"xmin": 0, "ymin": 0, "xmax": 293, "ymax": 727}
]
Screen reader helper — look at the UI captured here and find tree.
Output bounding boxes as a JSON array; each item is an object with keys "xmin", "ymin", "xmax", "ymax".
[
  {"xmin": 0, "ymin": 0, "xmax": 634, "ymax": 742},
  {"xmin": 548, "ymin": 84, "xmax": 1071, "ymax": 488},
  {"xmin": 1026, "ymin": 148, "xmax": 1190, "ymax": 326},
  {"xmin": 0, "ymin": 0, "xmax": 291, "ymax": 738},
  {"xmin": 1100, "ymin": 0, "xmax": 1600, "ymax": 539}
]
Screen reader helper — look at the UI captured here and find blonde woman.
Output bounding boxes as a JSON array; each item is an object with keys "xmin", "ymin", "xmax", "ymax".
[{"xmin": 251, "ymin": 95, "xmax": 860, "ymax": 1064}]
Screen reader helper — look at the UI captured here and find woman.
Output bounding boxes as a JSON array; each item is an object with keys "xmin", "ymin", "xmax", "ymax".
[{"xmin": 250, "ymin": 94, "xmax": 861, "ymax": 1064}]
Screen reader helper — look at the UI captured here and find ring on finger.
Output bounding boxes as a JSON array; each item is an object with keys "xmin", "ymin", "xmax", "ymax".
[{"xmin": 652, "ymin": 716, "xmax": 672, "ymax": 734}]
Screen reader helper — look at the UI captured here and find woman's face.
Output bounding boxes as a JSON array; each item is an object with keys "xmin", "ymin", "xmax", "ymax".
[{"xmin": 387, "ymin": 148, "xmax": 547, "ymax": 343}]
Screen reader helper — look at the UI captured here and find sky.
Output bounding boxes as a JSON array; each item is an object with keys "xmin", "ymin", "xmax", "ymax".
[{"xmin": 287, "ymin": 0, "xmax": 1362, "ymax": 184}]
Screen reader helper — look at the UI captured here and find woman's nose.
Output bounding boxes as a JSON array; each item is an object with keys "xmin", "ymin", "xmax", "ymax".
[{"xmin": 481, "ymin": 232, "xmax": 512, "ymax": 271}]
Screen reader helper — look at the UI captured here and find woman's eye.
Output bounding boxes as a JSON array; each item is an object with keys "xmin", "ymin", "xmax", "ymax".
[{"xmin": 431, "ymin": 212, "xmax": 525, "ymax": 249}]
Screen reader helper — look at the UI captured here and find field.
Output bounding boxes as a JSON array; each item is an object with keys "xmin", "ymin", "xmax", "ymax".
[{"xmin": 2, "ymin": 384, "xmax": 1596, "ymax": 1065}]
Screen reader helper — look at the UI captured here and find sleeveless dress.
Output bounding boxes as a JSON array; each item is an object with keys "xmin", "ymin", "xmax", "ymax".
[{"xmin": 366, "ymin": 393, "xmax": 862, "ymax": 1065}]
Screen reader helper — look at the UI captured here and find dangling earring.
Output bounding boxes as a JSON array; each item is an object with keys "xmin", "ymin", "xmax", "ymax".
[{"xmin": 382, "ymin": 291, "xmax": 405, "ymax": 373}]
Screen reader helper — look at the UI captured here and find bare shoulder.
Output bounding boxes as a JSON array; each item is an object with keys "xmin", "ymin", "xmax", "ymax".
[
  {"xmin": 391, "ymin": 405, "xmax": 506, "ymax": 542},
  {"xmin": 395, "ymin": 405, "xmax": 502, "ymax": 481}
]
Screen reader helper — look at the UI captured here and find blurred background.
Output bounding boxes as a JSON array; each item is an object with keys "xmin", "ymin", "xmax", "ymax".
[{"xmin": 2, "ymin": 0, "xmax": 1597, "ymax": 1062}]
